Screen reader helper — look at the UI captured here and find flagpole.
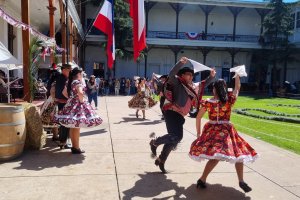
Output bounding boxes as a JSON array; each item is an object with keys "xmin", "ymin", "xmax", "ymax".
[
  {"xmin": 77, "ymin": 3, "xmax": 104, "ymax": 49},
  {"xmin": 66, "ymin": 0, "xmax": 69, "ymax": 64}
]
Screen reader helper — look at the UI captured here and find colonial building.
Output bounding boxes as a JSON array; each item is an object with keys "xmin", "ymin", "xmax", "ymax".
[{"xmin": 84, "ymin": 0, "xmax": 300, "ymax": 91}]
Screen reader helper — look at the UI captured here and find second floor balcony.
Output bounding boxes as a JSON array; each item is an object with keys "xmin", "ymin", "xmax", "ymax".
[
  {"xmin": 147, "ymin": 31, "xmax": 260, "ymax": 43},
  {"xmin": 146, "ymin": 31, "xmax": 262, "ymax": 49}
]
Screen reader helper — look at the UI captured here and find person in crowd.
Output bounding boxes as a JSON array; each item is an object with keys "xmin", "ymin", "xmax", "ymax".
[
  {"xmin": 126, "ymin": 78, "xmax": 131, "ymax": 96},
  {"xmin": 95, "ymin": 76, "xmax": 101, "ymax": 96},
  {"xmin": 146, "ymin": 78, "xmax": 155, "ymax": 97},
  {"xmin": 115, "ymin": 79, "xmax": 120, "ymax": 96},
  {"xmin": 152, "ymin": 74, "xmax": 168, "ymax": 120},
  {"xmin": 46, "ymin": 63, "xmax": 59, "ymax": 98},
  {"xmin": 55, "ymin": 68, "xmax": 102, "ymax": 154},
  {"xmin": 87, "ymin": 75, "xmax": 98, "ymax": 109},
  {"xmin": 149, "ymin": 57, "xmax": 216, "ymax": 173},
  {"xmin": 55, "ymin": 64, "xmax": 72, "ymax": 149},
  {"xmin": 109, "ymin": 78, "xmax": 114, "ymax": 95},
  {"xmin": 131, "ymin": 79, "xmax": 137, "ymax": 95},
  {"xmin": 41, "ymin": 71, "xmax": 59, "ymax": 141},
  {"xmin": 105, "ymin": 79, "xmax": 109, "ymax": 96},
  {"xmin": 189, "ymin": 75, "xmax": 258, "ymax": 193},
  {"xmin": 120, "ymin": 77, "xmax": 126, "ymax": 95},
  {"xmin": 99, "ymin": 78, "xmax": 105, "ymax": 96},
  {"xmin": 128, "ymin": 77, "xmax": 157, "ymax": 119}
]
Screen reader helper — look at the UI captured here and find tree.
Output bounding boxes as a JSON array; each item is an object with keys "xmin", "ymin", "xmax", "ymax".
[
  {"xmin": 114, "ymin": 0, "xmax": 132, "ymax": 59},
  {"xmin": 263, "ymin": 0, "xmax": 294, "ymax": 94},
  {"xmin": 27, "ymin": 37, "xmax": 44, "ymax": 102}
]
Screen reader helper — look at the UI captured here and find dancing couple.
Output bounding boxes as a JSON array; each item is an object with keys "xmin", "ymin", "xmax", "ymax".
[{"xmin": 149, "ymin": 57, "xmax": 258, "ymax": 193}]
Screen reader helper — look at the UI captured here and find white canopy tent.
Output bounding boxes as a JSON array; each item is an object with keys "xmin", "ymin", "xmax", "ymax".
[{"xmin": 0, "ymin": 41, "xmax": 23, "ymax": 103}]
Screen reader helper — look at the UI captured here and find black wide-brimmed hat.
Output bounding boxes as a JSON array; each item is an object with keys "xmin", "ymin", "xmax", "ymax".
[{"xmin": 178, "ymin": 67, "xmax": 194, "ymax": 76}]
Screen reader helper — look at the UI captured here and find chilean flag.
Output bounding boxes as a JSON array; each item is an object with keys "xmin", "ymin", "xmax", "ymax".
[
  {"xmin": 93, "ymin": 0, "xmax": 115, "ymax": 68},
  {"xmin": 129, "ymin": 0, "xmax": 146, "ymax": 61}
]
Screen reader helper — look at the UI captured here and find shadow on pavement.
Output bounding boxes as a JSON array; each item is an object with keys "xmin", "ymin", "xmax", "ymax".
[
  {"xmin": 10, "ymin": 138, "xmax": 85, "ymax": 171},
  {"xmin": 114, "ymin": 117, "xmax": 146, "ymax": 124},
  {"xmin": 132, "ymin": 120, "xmax": 163, "ymax": 126},
  {"xmin": 122, "ymin": 172, "xmax": 251, "ymax": 200},
  {"xmin": 81, "ymin": 129, "xmax": 107, "ymax": 137}
]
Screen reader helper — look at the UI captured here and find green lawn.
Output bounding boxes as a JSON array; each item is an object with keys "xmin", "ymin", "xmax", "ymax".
[{"xmin": 202, "ymin": 95, "xmax": 300, "ymax": 154}]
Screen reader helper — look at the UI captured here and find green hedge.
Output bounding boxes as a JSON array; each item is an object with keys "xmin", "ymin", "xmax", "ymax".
[
  {"xmin": 270, "ymin": 104, "xmax": 300, "ymax": 108},
  {"xmin": 233, "ymin": 108, "xmax": 300, "ymax": 124}
]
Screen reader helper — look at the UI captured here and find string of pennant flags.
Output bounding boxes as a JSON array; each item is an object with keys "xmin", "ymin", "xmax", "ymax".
[{"xmin": 0, "ymin": 7, "xmax": 65, "ymax": 53}]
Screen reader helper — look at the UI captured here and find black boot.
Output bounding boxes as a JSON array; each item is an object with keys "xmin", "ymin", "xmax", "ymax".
[
  {"xmin": 149, "ymin": 139, "xmax": 157, "ymax": 157},
  {"xmin": 155, "ymin": 158, "xmax": 166, "ymax": 174}
]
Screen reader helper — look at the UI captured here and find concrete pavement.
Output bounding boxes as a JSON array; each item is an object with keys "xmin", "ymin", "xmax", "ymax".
[{"xmin": 0, "ymin": 96, "xmax": 299, "ymax": 200}]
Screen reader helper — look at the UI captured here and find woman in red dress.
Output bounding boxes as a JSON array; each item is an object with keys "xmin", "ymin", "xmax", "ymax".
[{"xmin": 189, "ymin": 75, "xmax": 258, "ymax": 193}]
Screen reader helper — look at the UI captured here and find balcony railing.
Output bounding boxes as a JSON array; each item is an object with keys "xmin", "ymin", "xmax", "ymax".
[{"xmin": 147, "ymin": 31, "xmax": 260, "ymax": 43}]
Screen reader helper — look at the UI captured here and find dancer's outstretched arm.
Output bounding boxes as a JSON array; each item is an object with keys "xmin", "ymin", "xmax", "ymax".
[
  {"xmin": 233, "ymin": 75, "xmax": 241, "ymax": 98},
  {"xmin": 168, "ymin": 57, "xmax": 188, "ymax": 84},
  {"xmin": 203, "ymin": 68, "xmax": 216, "ymax": 88}
]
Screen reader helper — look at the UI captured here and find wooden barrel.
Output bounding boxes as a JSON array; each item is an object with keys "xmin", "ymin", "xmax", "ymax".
[{"xmin": 0, "ymin": 103, "xmax": 26, "ymax": 161}]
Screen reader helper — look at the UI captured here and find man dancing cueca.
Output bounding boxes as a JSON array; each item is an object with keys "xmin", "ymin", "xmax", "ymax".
[{"xmin": 149, "ymin": 57, "xmax": 216, "ymax": 173}]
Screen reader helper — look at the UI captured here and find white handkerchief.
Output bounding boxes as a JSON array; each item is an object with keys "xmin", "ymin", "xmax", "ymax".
[
  {"xmin": 188, "ymin": 59, "xmax": 211, "ymax": 73},
  {"xmin": 133, "ymin": 76, "xmax": 140, "ymax": 81},
  {"xmin": 152, "ymin": 73, "xmax": 162, "ymax": 79},
  {"xmin": 230, "ymin": 65, "xmax": 247, "ymax": 78}
]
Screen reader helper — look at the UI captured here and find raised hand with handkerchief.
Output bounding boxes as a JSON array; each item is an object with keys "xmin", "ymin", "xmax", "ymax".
[{"xmin": 230, "ymin": 65, "xmax": 247, "ymax": 78}]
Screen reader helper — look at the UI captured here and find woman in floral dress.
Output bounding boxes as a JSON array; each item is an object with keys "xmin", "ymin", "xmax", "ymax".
[
  {"xmin": 128, "ymin": 77, "xmax": 157, "ymax": 119},
  {"xmin": 55, "ymin": 68, "xmax": 103, "ymax": 154},
  {"xmin": 41, "ymin": 67, "xmax": 60, "ymax": 141},
  {"xmin": 189, "ymin": 75, "xmax": 258, "ymax": 193}
]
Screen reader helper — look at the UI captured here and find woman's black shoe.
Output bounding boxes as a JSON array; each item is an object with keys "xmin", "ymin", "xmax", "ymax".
[
  {"xmin": 59, "ymin": 144, "xmax": 71, "ymax": 149},
  {"xmin": 196, "ymin": 179, "xmax": 207, "ymax": 189},
  {"xmin": 239, "ymin": 182, "xmax": 252, "ymax": 193},
  {"xmin": 71, "ymin": 147, "xmax": 85, "ymax": 154},
  {"xmin": 149, "ymin": 140, "xmax": 157, "ymax": 157},
  {"xmin": 155, "ymin": 159, "xmax": 166, "ymax": 174}
]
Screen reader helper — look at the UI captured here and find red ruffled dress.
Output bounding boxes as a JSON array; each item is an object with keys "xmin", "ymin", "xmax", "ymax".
[
  {"xmin": 54, "ymin": 80, "xmax": 103, "ymax": 128},
  {"xmin": 189, "ymin": 93, "xmax": 258, "ymax": 163}
]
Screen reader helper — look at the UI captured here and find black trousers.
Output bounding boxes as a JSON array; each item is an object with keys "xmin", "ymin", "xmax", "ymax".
[
  {"xmin": 58, "ymin": 103, "xmax": 69, "ymax": 143},
  {"xmin": 160, "ymin": 96, "xmax": 165, "ymax": 116},
  {"xmin": 155, "ymin": 110, "xmax": 185, "ymax": 162}
]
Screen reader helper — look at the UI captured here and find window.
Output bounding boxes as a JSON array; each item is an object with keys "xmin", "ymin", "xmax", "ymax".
[
  {"xmin": 7, "ymin": 24, "xmax": 15, "ymax": 54},
  {"xmin": 291, "ymin": 13, "xmax": 295, "ymax": 29},
  {"xmin": 93, "ymin": 62, "xmax": 104, "ymax": 78},
  {"xmin": 297, "ymin": 12, "xmax": 300, "ymax": 28}
]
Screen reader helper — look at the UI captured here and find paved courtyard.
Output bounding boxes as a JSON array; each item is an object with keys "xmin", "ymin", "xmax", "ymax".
[{"xmin": 0, "ymin": 96, "xmax": 299, "ymax": 200}]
